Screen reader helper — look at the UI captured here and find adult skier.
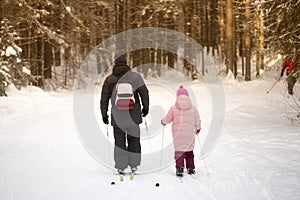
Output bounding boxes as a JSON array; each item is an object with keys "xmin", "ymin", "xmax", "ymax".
[{"xmin": 100, "ymin": 54, "xmax": 149, "ymax": 175}]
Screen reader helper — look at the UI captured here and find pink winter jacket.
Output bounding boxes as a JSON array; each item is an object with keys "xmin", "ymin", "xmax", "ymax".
[{"xmin": 161, "ymin": 95, "xmax": 201, "ymax": 152}]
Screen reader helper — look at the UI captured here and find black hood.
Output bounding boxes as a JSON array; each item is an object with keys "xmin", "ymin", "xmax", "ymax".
[
  {"xmin": 115, "ymin": 55, "xmax": 127, "ymax": 66},
  {"xmin": 112, "ymin": 65, "xmax": 131, "ymax": 77},
  {"xmin": 113, "ymin": 55, "xmax": 130, "ymax": 76}
]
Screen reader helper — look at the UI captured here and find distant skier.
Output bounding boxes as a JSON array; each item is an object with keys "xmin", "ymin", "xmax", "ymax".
[
  {"xmin": 280, "ymin": 56, "xmax": 297, "ymax": 95},
  {"xmin": 100, "ymin": 54, "xmax": 149, "ymax": 175},
  {"xmin": 161, "ymin": 85, "xmax": 201, "ymax": 177}
]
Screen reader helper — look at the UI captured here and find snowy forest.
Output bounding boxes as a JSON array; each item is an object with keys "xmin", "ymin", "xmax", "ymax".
[
  {"xmin": 1, "ymin": 1, "xmax": 300, "ymax": 199},
  {"xmin": 0, "ymin": 0, "xmax": 299, "ymax": 96}
]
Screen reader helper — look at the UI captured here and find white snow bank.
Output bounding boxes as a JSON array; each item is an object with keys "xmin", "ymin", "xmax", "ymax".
[{"xmin": 0, "ymin": 73, "xmax": 299, "ymax": 200}]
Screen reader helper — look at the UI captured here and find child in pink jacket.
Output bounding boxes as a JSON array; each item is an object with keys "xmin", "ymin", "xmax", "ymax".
[{"xmin": 161, "ymin": 85, "xmax": 201, "ymax": 177}]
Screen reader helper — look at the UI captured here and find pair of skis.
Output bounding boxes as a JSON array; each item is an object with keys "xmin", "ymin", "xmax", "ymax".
[
  {"xmin": 110, "ymin": 171, "xmax": 135, "ymax": 185},
  {"xmin": 119, "ymin": 172, "xmax": 135, "ymax": 181}
]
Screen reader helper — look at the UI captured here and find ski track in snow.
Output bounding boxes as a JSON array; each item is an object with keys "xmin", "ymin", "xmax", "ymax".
[{"xmin": 0, "ymin": 77, "xmax": 300, "ymax": 200}]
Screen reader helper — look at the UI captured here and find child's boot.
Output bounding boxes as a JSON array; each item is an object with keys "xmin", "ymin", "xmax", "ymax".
[
  {"xmin": 187, "ymin": 168, "xmax": 195, "ymax": 175},
  {"xmin": 176, "ymin": 167, "xmax": 184, "ymax": 177}
]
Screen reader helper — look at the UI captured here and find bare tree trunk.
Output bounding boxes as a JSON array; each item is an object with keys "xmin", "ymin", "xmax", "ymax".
[
  {"xmin": 64, "ymin": 48, "xmax": 69, "ymax": 87},
  {"xmin": 256, "ymin": 48, "xmax": 260, "ymax": 78},
  {"xmin": 130, "ymin": 0, "xmax": 142, "ymax": 70},
  {"xmin": 183, "ymin": 0, "xmax": 193, "ymax": 77},
  {"xmin": 219, "ymin": 0, "xmax": 225, "ymax": 66},
  {"xmin": 259, "ymin": 4, "xmax": 265, "ymax": 71},
  {"xmin": 166, "ymin": 24, "xmax": 177, "ymax": 70},
  {"xmin": 40, "ymin": 37, "xmax": 45, "ymax": 88},
  {"xmin": 52, "ymin": 47, "xmax": 57, "ymax": 84},
  {"xmin": 157, "ymin": 48, "xmax": 162, "ymax": 77},
  {"xmin": 239, "ymin": 30, "xmax": 245, "ymax": 76},
  {"xmin": 254, "ymin": 9, "xmax": 260, "ymax": 78},
  {"xmin": 0, "ymin": 2, "xmax": 3, "ymax": 21},
  {"xmin": 204, "ymin": 0, "xmax": 210, "ymax": 54},
  {"xmin": 115, "ymin": 0, "xmax": 126, "ymax": 53},
  {"xmin": 225, "ymin": 0, "xmax": 233, "ymax": 74},
  {"xmin": 141, "ymin": 0, "xmax": 151, "ymax": 78},
  {"xmin": 211, "ymin": 0, "xmax": 219, "ymax": 57},
  {"xmin": 233, "ymin": 11, "xmax": 237, "ymax": 78},
  {"xmin": 44, "ymin": 41, "xmax": 53, "ymax": 79},
  {"xmin": 28, "ymin": 27, "xmax": 32, "ymax": 66},
  {"xmin": 245, "ymin": 0, "xmax": 251, "ymax": 81}
]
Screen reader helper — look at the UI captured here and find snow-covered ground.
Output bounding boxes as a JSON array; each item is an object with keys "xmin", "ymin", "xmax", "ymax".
[{"xmin": 0, "ymin": 72, "xmax": 299, "ymax": 200}]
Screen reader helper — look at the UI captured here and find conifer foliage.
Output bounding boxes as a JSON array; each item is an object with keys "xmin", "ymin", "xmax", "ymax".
[
  {"xmin": 0, "ymin": 0, "xmax": 299, "ymax": 95},
  {"xmin": 0, "ymin": 19, "xmax": 32, "ymax": 96}
]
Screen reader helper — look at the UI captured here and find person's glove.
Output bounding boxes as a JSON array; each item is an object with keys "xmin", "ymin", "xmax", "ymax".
[
  {"xmin": 196, "ymin": 129, "xmax": 201, "ymax": 134},
  {"xmin": 142, "ymin": 108, "xmax": 149, "ymax": 117},
  {"xmin": 102, "ymin": 115, "xmax": 109, "ymax": 124}
]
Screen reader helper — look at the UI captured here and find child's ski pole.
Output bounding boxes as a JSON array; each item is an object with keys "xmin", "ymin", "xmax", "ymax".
[{"xmin": 155, "ymin": 126, "xmax": 165, "ymax": 187}]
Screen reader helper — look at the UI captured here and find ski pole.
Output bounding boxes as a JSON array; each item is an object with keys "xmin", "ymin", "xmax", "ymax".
[
  {"xmin": 159, "ymin": 126, "xmax": 165, "ymax": 171},
  {"xmin": 155, "ymin": 126, "xmax": 165, "ymax": 187},
  {"xmin": 144, "ymin": 117, "xmax": 154, "ymax": 162},
  {"xmin": 196, "ymin": 134, "xmax": 209, "ymax": 176},
  {"xmin": 106, "ymin": 124, "xmax": 109, "ymax": 137},
  {"xmin": 106, "ymin": 125, "xmax": 116, "ymax": 185},
  {"xmin": 106, "ymin": 124, "xmax": 112, "ymax": 166},
  {"xmin": 144, "ymin": 117, "xmax": 149, "ymax": 133},
  {"xmin": 266, "ymin": 77, "xmax": 280, "ymax": 94}
]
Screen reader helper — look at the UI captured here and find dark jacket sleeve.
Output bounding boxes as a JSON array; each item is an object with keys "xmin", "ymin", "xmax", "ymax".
[
  {"xmin": 100, "ymin": 77, "xmax": 111, "ymax": 117},
  {"xmin": 135, "ymin": 74, "xmax": 149, "ymax": 110}
]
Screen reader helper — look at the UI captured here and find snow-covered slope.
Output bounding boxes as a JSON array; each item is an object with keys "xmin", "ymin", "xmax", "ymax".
[{"xmin": 0, "ymin": 73, "xmax": 299, "ymax": 200}]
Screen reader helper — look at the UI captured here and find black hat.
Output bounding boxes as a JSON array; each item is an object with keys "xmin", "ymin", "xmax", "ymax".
[{"xmin": 114, "ymin": 54, "xmax": 127, "ymax": 66}]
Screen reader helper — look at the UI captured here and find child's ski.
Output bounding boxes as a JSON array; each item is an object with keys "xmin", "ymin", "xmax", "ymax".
[
  {"xmin": 117, "ymin": 172, "xmax": 135, "ymax": 182},
  {"xmin": 111, "ymin": 168, "xmax": 137, "ymax": 184},
  {"xmin": 129, "ymin": 172, "xmax": 135, "ymax": 180},
  {"xmin": 119, "ymin": 174, "xmax": 124, "ymax": 181},
  {"xmin": 110, "ymin": 174, "xmax": 123, "ymax": 185},
  {"xmin": 177, "ymin": 175, "xmax": 184, "ymax": 183},
  {"xmin": 188, "ymin": 173, "xmax": 196, "ymax": 180},
  {"xmin": 129, "ymin": 167, "xmax": 137, "ymax": 181}
]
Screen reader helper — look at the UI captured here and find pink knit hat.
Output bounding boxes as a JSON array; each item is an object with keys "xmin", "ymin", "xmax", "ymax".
[{"xmin": 177, "ymin": 85, "xmax": 189, "ymax": 97}]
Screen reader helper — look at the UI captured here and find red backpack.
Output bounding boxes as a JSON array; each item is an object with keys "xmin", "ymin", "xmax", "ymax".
[{"xmin": 114, "ymin": 81, "xmax": 135, "ymax": 110}]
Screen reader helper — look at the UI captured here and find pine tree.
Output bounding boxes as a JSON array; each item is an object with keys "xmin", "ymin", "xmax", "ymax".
[{"xmin": 0, "ymin": 19, "xmax": 32, "ymax": 96}]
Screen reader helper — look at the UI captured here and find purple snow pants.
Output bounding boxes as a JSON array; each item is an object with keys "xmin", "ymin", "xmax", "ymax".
[{"xmin": 174, "ymin": 151, "xmax": 195, "ymax": 169}]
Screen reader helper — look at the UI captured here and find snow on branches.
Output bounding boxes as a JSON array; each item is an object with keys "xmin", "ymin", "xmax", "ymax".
[{"xmin": 0, "ymin": 19, "xmax": 33, "ymax": 96}]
